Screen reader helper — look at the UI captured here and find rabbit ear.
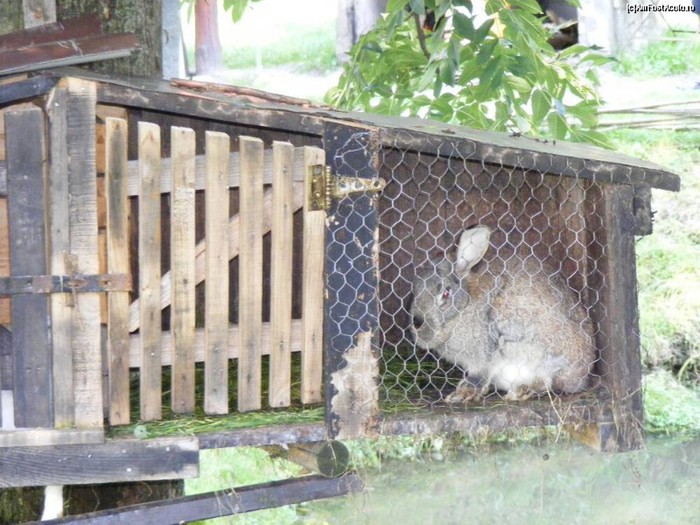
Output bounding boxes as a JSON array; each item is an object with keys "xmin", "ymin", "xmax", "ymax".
[{"xmin": 455, "ymin": 226, "xmax": 492, "ymax": 275}]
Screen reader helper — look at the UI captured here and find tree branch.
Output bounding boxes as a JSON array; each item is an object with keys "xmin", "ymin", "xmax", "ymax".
[{"xmin": 412, "ymin": 13, "xmax": 431, "ymax": 60}]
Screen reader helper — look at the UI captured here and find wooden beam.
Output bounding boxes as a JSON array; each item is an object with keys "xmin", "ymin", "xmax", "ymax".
[
  {"xmin": 5, "ymin": 105, "xmax": 52, "ymax": 428},
  {"xmin": 0, "ymin": 428, "xmax": 103, "ymax": 448},
  {"xmin": 0, "ymin": 437, "xmax": 198, "ymax": 488},
  {"xmin": 34, "ymin": 474, "xmax": 362, "ymax": 525}
]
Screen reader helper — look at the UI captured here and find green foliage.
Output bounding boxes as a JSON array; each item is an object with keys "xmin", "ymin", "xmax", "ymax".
[
  {"xmin": 615, "ymin": 34, "xmax": 700, "ymax": 77},
  {"xmin": 328, "ymin": 0, "xmax": 610, "ymax": 146},
  {"xmin": 644, "ymin": 370, "xmax": 700, "ymax": 435}
]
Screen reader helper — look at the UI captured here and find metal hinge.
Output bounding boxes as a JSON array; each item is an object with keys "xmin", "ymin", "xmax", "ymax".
[
  {"xmin": 0, "ymin": 274, "xmax": 131, "ymax": 295},
  {"xmin": 307, "ymin": 165, "xmax": 386, "ymax": 211}
]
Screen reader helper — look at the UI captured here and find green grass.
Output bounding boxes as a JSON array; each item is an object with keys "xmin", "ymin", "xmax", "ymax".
[
  {"xmin": 644, "ymin": 370, "xmax": 700, "ymax": 435},
  {"xmin": 206, "ymin": 25, "xmax": 337, "ymax": 74},
  {"xmin": 614, "ymin": 33, "xmax": 700, "ymax": 77},
  {"xmin": 604, "ymin": 129, "xmax": 700, "ymax": 388}
]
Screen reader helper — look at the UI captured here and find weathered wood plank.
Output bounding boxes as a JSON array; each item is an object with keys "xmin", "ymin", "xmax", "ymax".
[
  {"xmin": 46, "ymin": 82, "xmax": 74, "ymax": 428},
  {"xmin": 127, "ymin": 320, "xmax": 303, "ymax": 368},
  {"xmin": 301, "ymin": 146, "xmax": 326, "ymax": 404},
  {"xmin": 105, "ymin": 117, "xmax": 131, "ymax": 425},
  {"xmin": 596, "ymin": 184, "xmax": 645, "ymax": 452},
  {"xmin": 0, "ymin": 437, "xmax": 198, "ymax": 487},
  {"xmin": 66, "ymin": 78, "xmax": 102, "ymax": 429},
  {"xmin": 269, "ymin": 142, "xmax": 294, "ymax": 408},
  {"xmin": 34, "ymin": 474, "xmax": 362, "ymax": 525},
  {"xmin": 138, "ymin": 121, "xmax": 163, "ymax": 422},
  {"xmin": 238, "ymin": 136, "xmax": 264, "ymax": 412},
  {"xmin": 203, "ymin": 131, "xmax": 230, "ymax": 415},
  {"xmin": 0, "ymin": 428, "xmax": 103, "ymax": 448},
  {"xmin": 5, "ymin": 106, "xmax": 52, "ymax": 428},
  {"xmin": 170, "ymin": 126, "xmax": 197, "ymax": 414},
  {"xmin": 127, "ymin": 180, "xmax": 305, "ymax": 332}
]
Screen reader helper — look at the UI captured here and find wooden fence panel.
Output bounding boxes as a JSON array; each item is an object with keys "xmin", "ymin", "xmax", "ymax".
[
  {"xmin": 138, "ymin": 122, "xmax": 162, "ymax": 422},
  {"xmin": 269, "ymin": 142, "xmax": 294, "ymax": 408},
  {"xmin": 302, "ymin": 147, "xmax": 326, "ymax": 404},
  {"xmin": 170, "ymin": 127, "xmax": 197, "ymax": 414},
  {"xmin": 238, "ymin": 136, "xmax": 264, "ymax": 412},
  {"xmin": 105, "ymin": 117, "xmax": 130, "ymax": 425},
  {"xmin": 204, "ymin": 131, "xmax": 231, "ymax": 415},
  {"xmin": 5, "ymin": 106, "xmax": 52, "ymax": 428}
]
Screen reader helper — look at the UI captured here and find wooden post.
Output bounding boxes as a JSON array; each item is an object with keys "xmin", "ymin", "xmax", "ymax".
[
  {"xmin": 269, "ymin": 141, "xmax": 294, "ymax": 408},
  {"xmin": 203, "ymin": 131, "xmax": 230, "ymax": 415},
  {"xmin": 590, "ymin": 183, "xmax": 644, "ymax": 452},
  {"xmin": 138, "ymin": 121, "xmax": 162, "ymax": 422},
  {"xmin": 170, "ymin": 126, "xmax": 197, "ymax": 414},
  {"xmin": 301, "ymin": 146, "xmax": 326, "ymax": 404},
  {"xmin": 105, "ymin": 117, "xmax": 130, "ymax": 425},
  {"xmin": 286, "ymin": 441, "xmax": 350, "ymax": 478},
  {"xmin": 323, "ymin": 124, "xmax": 380, "ymax": 440},
  {"xmin": 5, "ymin": 106, "xmax": 52, "ymax": 428},
  {"xmin": 238, "ymin": 137, "xmax": 264, "ymax": 412}
]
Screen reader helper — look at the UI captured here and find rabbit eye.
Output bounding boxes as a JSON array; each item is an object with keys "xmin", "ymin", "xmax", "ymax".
[{"xmin": 441, "ymin": 288, "xmax": 451, "ymax": 300}]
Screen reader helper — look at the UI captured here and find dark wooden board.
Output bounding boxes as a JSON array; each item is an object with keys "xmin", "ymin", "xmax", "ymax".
[
  {"xmin": 5, "ymin": 106, "xmax": 52, "ymax": 428},
  {"xmin": 323, "ymin": 123, "xmax": 381, "ymax": 440},
  {"xmin": 0, "ymin": 437, "xmax": 198, "ymax": 487},
  {"xmin": 0, "ymin": 14, "xmax": 102, "ymax": 50},
  {"xmin": 34, "ymin": 474, "xmax": 362, "ymax": 525},
  {"xmin": 0, "ymin": 75, "xmax": 57, "ymax": 107}
]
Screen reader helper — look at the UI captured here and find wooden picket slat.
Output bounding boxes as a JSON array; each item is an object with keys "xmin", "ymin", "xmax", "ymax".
[
  {"xmin": 238, "ymin": 136, "xmax": 264, "ymax": 412},
  {"xmin": 5, "ymin": 106, "xmax": 52, "ymax": 428},
  {"xmin": 47, "ymin": 82, "xmax": 74, "ymax": 428},
  {"xmin": 105, "ymin": 117, "xmax": 130, "ymax": 425},
  {"xmin": 138, "ymin": 121, "xmax": 162, "ymax": 422},
  {"xmin": 203, "ymin": 131, "xmax": 230, "ymax": 415},
  {"xmin": 302, "ymin": 146, "xmax": 326, "ymax": 404},
  {"xmin": 170, "ymin": 127, "xmax": 197, "ymax": 414},
  {"xmin": 66, "ymin": 78, "xmax": 102, "ymax": 428},
  {"xmin": 269, "ymin": 142, "xmax": 294, "ymax": 408}
]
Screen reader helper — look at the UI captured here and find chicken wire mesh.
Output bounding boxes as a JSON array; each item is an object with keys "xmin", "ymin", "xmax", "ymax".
[{"xmin": 326, "ymin": 130, "xmax": 626, "ymax": 416}]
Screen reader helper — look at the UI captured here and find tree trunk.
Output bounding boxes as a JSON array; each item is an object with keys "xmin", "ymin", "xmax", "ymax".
[
  {"xmin": 0, "ymin": 2, "xmax": 22, "ymax": 35},
  {"xmin": 336, "ymin": 0, "xmax": 387, "ymax": 62},
  {"xmin": 57, "ymin": 0, "xmax": 163, "ymax": 77},
  {"xmin": 195, "ymin": 0, "xmax": 223, "ymax": 75}
]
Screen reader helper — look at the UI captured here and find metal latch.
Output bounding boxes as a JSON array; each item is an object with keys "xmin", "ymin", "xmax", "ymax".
[{"xmin": 308, "ymin": 165, "xmax": 386, "ymax": 211}]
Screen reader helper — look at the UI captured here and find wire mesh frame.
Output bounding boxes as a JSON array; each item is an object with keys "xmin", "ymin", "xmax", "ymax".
[{"xmin": 323, "ymin": 125, "xmax": 645, "ymax": 449}]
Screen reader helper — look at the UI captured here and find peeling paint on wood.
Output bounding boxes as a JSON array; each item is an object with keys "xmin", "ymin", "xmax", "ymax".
[{"xmin": 330, "ymin": 332, "xmax": 379, "ymax": 440}]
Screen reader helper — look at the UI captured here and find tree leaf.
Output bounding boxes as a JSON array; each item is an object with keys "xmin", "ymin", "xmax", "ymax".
[
  {"xmin": 452, "ymin": 12, "xmax": 475, "ymax": 40},
  {"xmin": 409, "ymin": 0, "xmax": 425, "ymax": 15},
  {"xmin": 531, "ymin": 89, "xmax": 550, "ymax": 124}
]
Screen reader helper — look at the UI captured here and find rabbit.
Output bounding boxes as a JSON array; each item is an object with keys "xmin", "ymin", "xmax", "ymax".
[{"xmin": 410, "ymin": 225, "xmax": 596, "ymax": 403}]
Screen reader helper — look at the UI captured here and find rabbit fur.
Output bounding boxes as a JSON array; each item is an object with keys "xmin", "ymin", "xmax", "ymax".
[{"xmin": 410, "ymin": 225, "xmax": 596, "ymax": 402}]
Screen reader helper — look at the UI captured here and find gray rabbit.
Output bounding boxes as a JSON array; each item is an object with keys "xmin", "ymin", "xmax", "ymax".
[{"xmin": 410, "ymin": 225, "xmax": 596, "ymax": 402}]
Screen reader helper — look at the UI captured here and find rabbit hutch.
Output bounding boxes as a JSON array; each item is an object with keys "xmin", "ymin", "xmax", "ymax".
[{"xmin": 0, "ymin": 69, "xmax": 680, "ymax": 515}]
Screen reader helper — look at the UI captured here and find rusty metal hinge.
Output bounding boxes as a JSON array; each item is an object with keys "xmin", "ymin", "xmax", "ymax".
[
  {"xmin": 307, "ymin": 165, "xmax": 386, "ymax": 211},
  {"xmin": 0, "ymin": 274, "xmax": 131, "ymax": 295}
]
